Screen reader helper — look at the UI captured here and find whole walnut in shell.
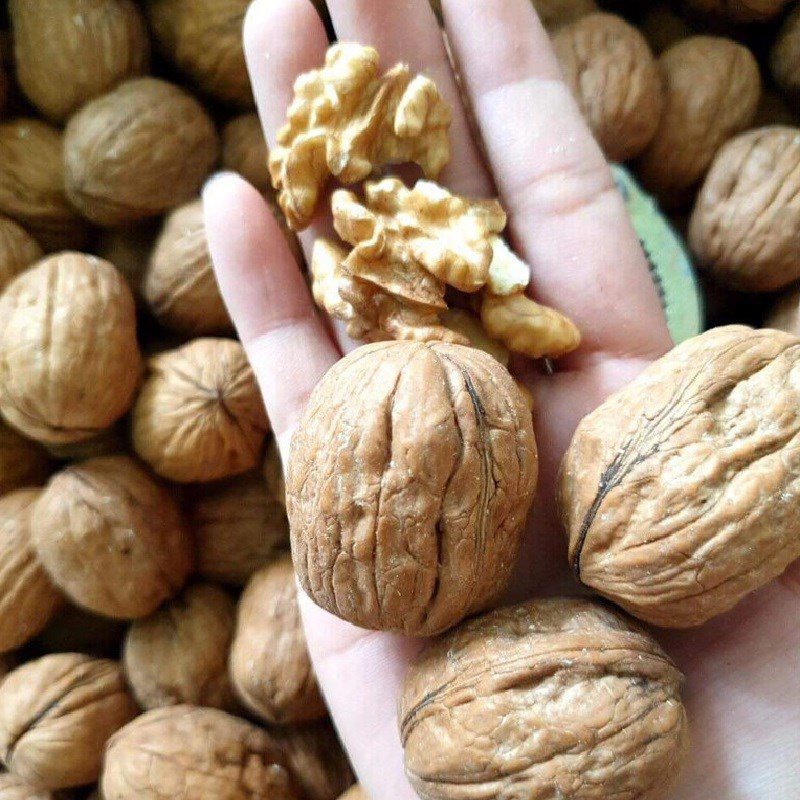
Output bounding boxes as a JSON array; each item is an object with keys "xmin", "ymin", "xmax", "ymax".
[
  {"xmin": 772, "ymin": 5, "xmax": 800, "ymax": 101},
  {"xmin": 123, "ymin": 583, "xmax": 237, "ymax": 711},
  {"xmin": 101, "ymin": 705, "xmax": 300, "ymax": 800},
  {"xmin": 222, "ymin": 114, "xmax": 270, "ymax": 191},
  {"xmin": 230, "ymin": 556, "xmax": 325, "ymax": 725},
  {"xmin": 554, "ymin": 13, "xmax": 664, "ymax": 162},
  {"xmin": 0, "ymin": 490, "xmax": 62, "ymax": 653},
  {"xmin": 288, "ymin": 341, "xmax": 538, "ymax": 636},
  {"xmin": 0, "ymin": 423, "xmax": 50, "ymax": 497},
  {"xmin": 0, "ymin": 216, "xmax": 42, "ymax": 294},
  {"xmin": 9, "ymin": 0, "xmax": 149, "ymax": 122},
  {"xmin": 559, "ymin": 325, "xmax": 800, "ymax": 628},
  {"xmin": 0, "ymin": 654, "xmax": 138, "ymax": 789},
  {"xmin": 143, "ymin": 199, "xmax": 232, "ymax": 336},
  {"xmin": 683, "ymin": 0, "xmax": 790, "ymax": 21},
  {"xmin": 64, "ymin": 78, "xmax": 219, "ymax": 226},
  {"xmin": 689, "ymin": 127, "xmax": 800, "ymax": 292},
  {"xmin": 766, "ymin": 286, "xmax": 800, "ymax": 336},
  {"xmin": 32, "ymin": 456, "xmax": 193, "ymax": 620},
  {"xmin": 0, "ymin": 772, "xmax": 63, "ymax": 800},
  {"xmin": 0, "ymin": 252, "xmax": 141, "ymax": 445},
  {"xmin": 132, "ymin": 338, "xmax": 270, "ymax": 483}
]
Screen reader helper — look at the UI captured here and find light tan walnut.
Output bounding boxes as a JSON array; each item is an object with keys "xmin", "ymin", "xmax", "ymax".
[
  {"xmin": 101, "ymin": 705, "xmax": 300, "ymax": 800},
  {"xmin": 9, "ymin": 0, "xmax": 149, "ymax": 122},
  {"xmin": 532, "ymin": 0, "xmax": 597, "ymax": 28},
  {"xmin": 0, "ymin": 490, "xmax": 62, "ymax": 653},
  {"xmin": 689, "ymin": 127, "xmax": 800, "ymax": 291},
  {"xmin": 0, "ymin": 252, "xmax": 141, "ymax": 445},
  {"xmin": 222, "ymin": 114, "xmax": 270, "ymax": 191},
  {"xmin": 554, "ymin": 13, "xmax": 664, "ymax": 162},
  {"xmin": 143, "ymin": 199, "xmax": 233, "ymax": 336},
  {"xmin": 0, "ymin": 424, "xmax": 50, "ymax": 497},
  {"xmin": 683, "ymin": 0, "xmax": 790, "ymax": 22},
  {"xmin": 0, "ymin": 772, "xmax": 64, "ymax": 799},
  {"xmin": 123, "ymin": 583, "xmax": 237, "ymax": 711},
  {"xmin": 766, "ymin": 286, "xmax": 800, "ymax": 336},
  {"xmin": 400, "ymin": 598, "xmax": 688, "ymax": 800},
  {"xmin": 132, "ymin": 338, "xmax": 270, "ymax": 483},
  {"xmin": 32, "ymin": 603, "xmax": 126, "ymax": 659},
  {"xmin": 637, "ymin": 37, "xmax": 761, "ymax": 207},
  {"xmin": 288, "ymin": 341, "xmax": 538, "ymax": 636},
  {"xmin": 95, "ymin": 222, "xmax": 158, "ymax": 296},
  {"xmin": 0, "ymin": 216, "xmax": 42, "ymax": 293},
  {"xmin": 270, "ymin": 44, "xmax": 451, "ymax": 230},
  {"xmin": 64, "ymin": 78, "xmax": 219, "ymax": 226},
  {"xmin": 772, "ymin": 5, "xmax": 800, "ymax": 101},
  {"xmin": 559, "ymin": 325, "xmax": 800, "ymax": 627},
  {"xmin": 0, "ymin": 654, "xmax": 138, "ymax": 790},
  {"xmin": 230, "ymin": 556, "xmax": 325, "ymax": 725},
  {"xmin": 640, "ymin": 4, "xmax": 694, "ymax": 54},
  {"xmin": 32, "ymin": 456, "xmax": 193, "ymax": 620}
]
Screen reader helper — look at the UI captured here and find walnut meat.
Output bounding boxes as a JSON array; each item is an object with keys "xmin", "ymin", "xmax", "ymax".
[
  {"xmin": 400, "ymin": 598, "xmax": 688, "ymax": 800},
  {"xmin": 559, "ymin": 325, "xmax": 800, "ymax": 628},
  {"xmin": 766, "ymin": 286, "xmax": 800, "ymax": 336},
  {"xmin": 683, "ymin": 0, "xmax": 790, "ymax": 21},
  {"xmin": 772, "ymin": 5, "xmax": 800, "ymax": 101},
  {"xmin": 287, "ymin": 341, "xmax": 538, "ymax": 636},
  {"xmin": 0, "ymin": 216, "xmax": 42, "ymax": 293},
  {"xmin": 123, "ymin": 583, "xmax": 237, "ymax": 711},
  {"xmin": 689, "ymin": 127, "xmax": 800, "ymax": 292},
  {"xmin": 0, "ymin": 423, "xmax": 50, "ymax": 497},
  {"xmin": 64, "ymin": 78, "xmax": 219, "ymax": 226},
  {"xmin": 0, "ymin": 654, "xmax": 138, "ymax": 789},
  {"xmin": 554, "ymin": 13, "xmax": 664, "ymax": 162},
  {"xmin": 9, "ymin": 0, "xmax": 149, "ymax": 122},
  {"xmin": 32, "ymin": 456, "xmax": 193, "ymax": 619},
  {"xmin": 230, "ymin": 556, "xmax": 325, "ymax": 725},
  {"xmin": 100, "ymin": 705, "xmax": 300, "ymax": 800},
  {"xmin": 0, "ymin": 490, "xmax": 62, "ymax": 653},
  {"xmin": 0, "ymin": 252, "xmax": 141, "ymax": 445},
  {"xmin": 0, "ymin": 772, "xmax": 64, "ymax": 799}
]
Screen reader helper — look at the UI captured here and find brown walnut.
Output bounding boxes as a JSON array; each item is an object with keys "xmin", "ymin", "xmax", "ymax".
[
  {"xmin": 288, "ymin": 341, "xmax": 537, "ymax": 636},
  {"xmin": 0, "ymin": 216, "xmax": 42, "ymax": 293},
  {"xmin": 683, "ymin": 0, "xmax": 790, "ymax": 22},
  {"xmin": 772, "ymin": 5, "xmax": 800, "ymax": 101},
  {"xmin": 766, "ymin": 286, "xmax": 800, "ymax": 336},
  {"xmin": 400, "ymin": 598, "xmax": 688, "ymax": 800},
  {"xmin": 0, "ymin": 423, "xmax": 50, "ymax": 497},
  {"xmin": 559, "ymin": 325, "xmax": 800, "ymax": 627}
]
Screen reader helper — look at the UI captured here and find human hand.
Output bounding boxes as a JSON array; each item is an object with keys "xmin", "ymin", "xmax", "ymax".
[{"xmin": 203, "ymin": 1, "xmax": 800, "ymax": 797}]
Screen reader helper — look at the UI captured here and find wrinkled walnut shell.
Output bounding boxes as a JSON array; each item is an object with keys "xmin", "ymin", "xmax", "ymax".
[
  {"xmin": 288, "ymin": 341, "xmax": 537, "ymax": 636},
  {"xmin": 766, "ymin": 286, "xmax": 800, "ymax": 336},
  {"xmin": 0, "ymin": 423, "xmax": 50, "ymax": 496},
  {"xmin": 559, "ymin": 325, "xmax": 800, "ymax": 627},
  {"xmin": 0, "ymin": 772, "xmax": 62, "ymax": 799},
  {"xmin": 400, "ymin": 598, "xmax": 688, "ymax": 800},
  {"xmin": 0, "ymin": 215, "xmax": 42, "ymax": 293}
]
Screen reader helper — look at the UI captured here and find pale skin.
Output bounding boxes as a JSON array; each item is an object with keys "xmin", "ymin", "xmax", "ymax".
[{"xmin": 203, "ymin": 1, "xmax": 800, "ymax": 797}]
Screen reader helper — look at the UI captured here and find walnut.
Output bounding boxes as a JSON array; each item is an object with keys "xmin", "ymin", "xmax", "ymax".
[
  {"xmin": 766, "ymin": 286, "xmax": 800, "ymax": 336},
  {"xmin": 143, "ymin": 199, "xmax": 233, "ymax": 336},
  {"xmin": 9, "ymin": 0, "xmax": 149, "ymax": 122},
  {"xmin": 0, "ymin": 772, "xmax": 63, "ymax": 800},
  {"xmin": 31, "ymin": 603, "xmax": 126, "ymax": 659},
  {"xmin": 123, "ymin": 583, "xmax": 237, "ymax": 711},
  {"xmin": 64, "ymin": 78, "xmax": 219, "ymax": 226},
  {"xmin": 559, "ymin": 325, "xmax": 800, "ymax": 628},
  {"xmin": 533, "ymin": 0, "xmax": 597, "ymax": 28},
  {"xmin": 32, "ymin": 456, "xmax": 193, "ymax": 620},
  {"xmin": 189, "ymin": 469, "xmax": 288, "ymax": 587},
  {"xmin": 132, "ymin": 338, "xmax": 270, "ymax": 483},
  {"xmin": 683, "ymin": 0, "xmax": 790, "ymax": 22},
  {"xmin": 287, "ymin": 341, "xmax": 538, "ymax": 636},
  {"xmin": 100, "ymin": 705, "xmax": 300, "ymax": 800},
  {"xmin": 269, "ymin": 44, "xmax": 452, "ymax": 230},
  {"xmin": 0, "ymin": 424, "xmax": 50, "ymax": 497},
  {"xmin": 689, "ymin": 127, "xmax": 800, "ymax": 292},
  {"xmin": 0, "ymin": 252, "xmax": 142, "ymax": 445},
  {"xmin": 337, "ymin": 788, "xmax": 367, "ymax": 800},
  {"xmin": 95, "ymin": 222, "xmax": 158, "ymax": 297},
  {"xmin": 0, "ymin": 120, "xmax": 88, "ymax": 251},
  {"xmin": 772, "ymin": 5, "xmax": 800, "ymax": 101},
  {"xmin": 0, "ymin": 490, "xmax": 62, "ymax": 653},
  {"xmin": 230, "ymin": 556, "xmax": 325, "ymax": 725},
  {"xmin": 400, "ymin": 598, "xmax": 688, "ymax": 800},
  {"xmin": 554, "ymin": 13, "xmax": 663, "ymax": 162},
  {"xmin": 636, "ymin": 37, "xmax": 761, "ymax": 207},
  {"xmin": 0, "ymin": 216, "xmax": 42, "ymax": 293},
  {"xmin": 441, "ymin": 309, "xmax": 509, "ymax": 364},
  {"xmin": 222, "ymin": 114, "xmax": 270, "ymax": 192},
  {"xmin": 0, "ymin": 654, "xmax": 138, "ymax": 789}
]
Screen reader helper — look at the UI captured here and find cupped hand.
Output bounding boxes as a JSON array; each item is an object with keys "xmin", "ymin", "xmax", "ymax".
[{"xmin": 203, "ymin": 1, "xmax": 800, "ymax": 797}]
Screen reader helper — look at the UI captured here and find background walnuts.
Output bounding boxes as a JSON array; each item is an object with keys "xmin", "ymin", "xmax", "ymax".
[
  {"xmin": 772, "ymin": 5, "xmax": 800, "ymax": 100},
  {"xmin": 0, "ymin": 216, "xmax": 42, "ymax": 294},
  {"xmin": 0, "ymin": 424, "xmax": 50, "ymax": 497},
  {"xmin": 221, "ymin": 114, "xmax": 270, "ymax": 191}
]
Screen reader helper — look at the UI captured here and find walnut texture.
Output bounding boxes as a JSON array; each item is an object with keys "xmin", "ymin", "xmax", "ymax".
[
  {"xmin": 683, "ymin": 0, "xmax": 790, "ymax": 21},
  {"xmin": 400, "ymin": 598, "xmax": 688, "ymax": 800},
  {"xmin": 269, "ymin": 43, "xmax": 451, "ymax": 230},
  {"xmin": 766, "ymin": 287, "xmax": 800, "ymax": 336},
  {"xmin": 772, "ymin": 5, "xmax": 800, "ymax": 100},
  {"xmin": 0, "ymin": 423, "xmax": 50, "ymax": 497},
  {"xmin": 287, "ymin": 341, "xmax": 538, "ymax": 636},
  {"xmin": 0, "ymin": 216, "xmax": 42, "ymax": 293},
  {"xmin": 559, "ymin": 325, "xmax": 800, "ymax": 627},
  {"xmin": 0, "ymin": 772, "xmax": 60, "ymax": 800}
]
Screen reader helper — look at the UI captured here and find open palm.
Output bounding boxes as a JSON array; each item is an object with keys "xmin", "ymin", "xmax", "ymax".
[{"xmin": 203, "ymin": 1, "xmax": 800, "ymax": 797}]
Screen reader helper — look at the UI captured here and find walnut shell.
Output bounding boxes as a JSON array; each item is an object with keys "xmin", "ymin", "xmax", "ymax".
[
  {"xmin": 132, "ymin": 338, "xmax": 270, "ymax": 483},
  {"xmin": 100, "ymin": 705, "xmax": 300, "ymax": 800},
  {"xmin": 533, "ymin": 0, "xmax": 598, "ymax": 28},
  {"xmin": 0, "ymin": 423, "xmax": 50, "ymax": 496},
  {"xmin": 0, "ymin": 252, "xmax": 141, "ymax": 445},
  {"xmin": 221, "ymin": 114, "xmax": 270, "ymax": 191},
  {"xmin": 0, "ymin": 772, "xmax": 62, "ymax": 800},
  {"xmin": 230, "ymin": 556, "xmax": 325, "ymax": 725},
  {"xmin": 32, "ymin": 456, "xmax": 193, "ymax": 620},
  {"xmin": 0, "ymin": 490, "xmax": 62, "ymax": 653},
  {"xmin": 683, "ymin": 0, "xmax": 790, "ymax": 21},
  {"xmin": 143, "ymin": 199, "xmax": 232, "ymax": 336},
  {"xmin": 288, "ymin": 341, "xmax": 537, "ymax": 636},
  {"xmin": 766, "ymin": 286, "xmax": 800, "ymax": 336},
  {"xmin": 636, "ymin": 37, "xmax": 761, "ymax": 207},
  {"xmin": 0, "ymin": 216, "xmax": 42, "ymax": 294},
  {"xmin": 9, "ymin": 0, "xmax": 149, "ymax": 122},
  {"xmin": 400, "ymin": 598, "xmax": 688, "ymax": 800},
  {"xmin": 95, "ymin": 222, "xmax": 159, "ymax": 296},
  {"xmin": 0, "ymin": 654, "xmax": 138, "ymax": 789},
  {"xmin": 772, "ymin": 5, "xmax": 800, "ymax": 101},
  {"xmin": 63, "ymin": 78, "xmax": 219, "ymax": 226},
  {"xmin": 31, "ymin": 603, "xmax": 126, "ymax": 659},
  {"xmin": 554, "ymin": 13, "xmax": 663, "ymax": 162},
  {"xmin": 559, "ymin": 325, "xmax": 800, "ymax": 627},
  {"xmin": 189, "ymin": 470, "xmax": 289, "ymax": 587},
  {"xmin": 0, "ymin": 120, "xmax": 88, "ymax": 251},
  {"xmin": 123, "ymin": 583, "xmax": 237, "ymax": 711},
  {"xmin": 689, "ymin": 127, "xmax": 800, "ymax": 292}
]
